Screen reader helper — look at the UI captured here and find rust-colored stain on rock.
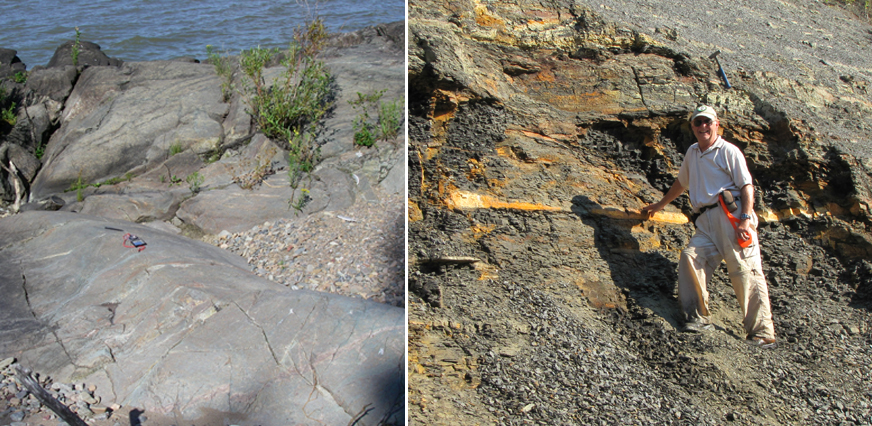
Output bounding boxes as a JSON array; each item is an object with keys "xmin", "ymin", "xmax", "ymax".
[
  {"xmin": 474, "ymin": 4, "xmax": 505, "ymax": 27},
  {"xmin": 409, "ymin": 199, "xmax": 424, "ymax": 222}
]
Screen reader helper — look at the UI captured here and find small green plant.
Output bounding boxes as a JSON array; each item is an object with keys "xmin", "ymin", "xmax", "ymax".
[
  {"xmin": 34, "ymin": 143, "xmax": 45, "ymax": 159},
  {"xmin": 92, "ymin": 173, "xmax": 135, "ymax": 187},
  {"xmin": 349, "ymin": 90, "xmax": 404, "ymax": 147},
  {"xmin": 353, "ymin": 123, "xmax": 376, "ymax": 147},
  {"xmin": 349, "ymin": 90, "xmax": 384, "ymax": 147},
  {"xmin": 12, "ymin": 71, "xmax": 26, "ymax": 84},
  {"xmin": 203, "ymin": 140, "xmax": 224, "ymax": 164},
  {"xmin": 205, "ymin": 150, "xmax": 222, "ymax": 164},
  {"xmin": 206, "ymin": 45, "xmax": 235, "ymax": 102},
  {"xmin": 169, "ymin": 175, "xmax": 182, "ymax": 185},
  {"xmin": 68, "ymin": 169, "xmax": 87, "ymax": 202},
  {"xmin": 65, "ymin": 172, "xmax": 136, "ymax": 198},
  {"xmin": 186, "ymin": 171, "xmax": 204, "ymax": 194},
  {"xmin": 71, "ymin": 27, "xmax": 82, "ymax": 66},
  {"xmin": 290, "ymin": 188, "xmax": 311, "ymax": 213},
  {"xmin": 169, "ymin": 142, "xmax": 184, "ymax": 156},
  {"xmin": 287, "ymin": 128, "xmax": 318, "ymax": 190},
  {"xmin": 378, "ymin": 95, "xmax": 404, "ymax": 141},
  {"xmin": 239, "ymin": 46, "xmax": 277, "ymax": 104},
  {"xmin": 1, "ymin": 102, "xmax": 16, "ymax": 126}
]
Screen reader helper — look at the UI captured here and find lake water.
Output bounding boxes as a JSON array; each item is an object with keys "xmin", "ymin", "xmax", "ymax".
[{"xmin": 0, "ymin": 0, "xmax": 405, "ymax": 68}]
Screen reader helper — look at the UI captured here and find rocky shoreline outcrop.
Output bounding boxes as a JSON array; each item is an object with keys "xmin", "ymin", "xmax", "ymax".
[
  {"xmin": 1, "ymin": 22, "xmax": 404, "ymax": 426},
  {"xmin": 408, "ymin": 1, "xmax": 871, "ymax": 424}
]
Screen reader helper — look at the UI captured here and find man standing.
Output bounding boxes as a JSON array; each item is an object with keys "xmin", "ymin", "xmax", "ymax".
[{"xmin": 642, "ymin": 105, "xmax": 776, "ymax": 348}]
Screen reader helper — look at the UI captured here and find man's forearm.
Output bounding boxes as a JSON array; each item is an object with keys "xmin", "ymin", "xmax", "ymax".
[
  {"xmin": 660, "ymin": 180, "xmax": 686, "ymax": 206},
  {"xmin": 740, "ymin": 184, "xmax": 754, "ymax": 216},
  {"xmin": 642, "ymin": 180, "xmax": 686, "ymax": 218}
]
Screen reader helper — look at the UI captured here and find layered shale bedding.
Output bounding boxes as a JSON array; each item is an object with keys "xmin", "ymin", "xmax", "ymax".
[{"xmin": 408, "ymin": 0, "xmax": 872, "ymax": 424}]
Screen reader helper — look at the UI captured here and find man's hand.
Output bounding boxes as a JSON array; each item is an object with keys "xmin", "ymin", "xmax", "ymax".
[
  {"xmin": 641, "ymin": 181, "xmax": 686, "ymax": 221},
  {"xmin": 640, "ymin": 202, "xmax": 663, "ymax": 220},
  {"xmin": 736, "ymin": 218, "xmax": 754, "ymax": 243}
]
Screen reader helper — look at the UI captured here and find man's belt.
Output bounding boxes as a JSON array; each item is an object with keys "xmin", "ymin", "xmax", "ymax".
[
  {"xmin": 697, "ymin": 191, "xmax": 739, "ymax": 216},
  {"xmin": 697, "ymin": 203, "xmax": 719, "ymax": 215}
]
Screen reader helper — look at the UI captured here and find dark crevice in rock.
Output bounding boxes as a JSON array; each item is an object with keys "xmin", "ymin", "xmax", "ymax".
[{"xmin": 20, "ymin": 272, "xmax": 37, "ymax": 320}]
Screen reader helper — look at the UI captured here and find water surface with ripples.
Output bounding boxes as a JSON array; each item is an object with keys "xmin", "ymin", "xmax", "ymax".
[{"xmin": 0, "ymin": 0, "xmax": 405, "ymax": 68}]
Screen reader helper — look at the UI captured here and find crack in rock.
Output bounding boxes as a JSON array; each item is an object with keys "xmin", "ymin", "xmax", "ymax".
[{"xmin": 232, "ymin": 301, "xmax": 279, "ymax": 366}]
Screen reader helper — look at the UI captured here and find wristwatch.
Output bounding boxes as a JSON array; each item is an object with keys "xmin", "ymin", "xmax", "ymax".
[{"xmin": 739, "ymin": 213, "xmax": 752, "ymax": 220}]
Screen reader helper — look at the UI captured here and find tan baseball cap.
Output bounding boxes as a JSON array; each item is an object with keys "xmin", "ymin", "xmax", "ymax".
[{"xmin": 691, "ymin": 105, "xmax": 718, "ymax": 121}]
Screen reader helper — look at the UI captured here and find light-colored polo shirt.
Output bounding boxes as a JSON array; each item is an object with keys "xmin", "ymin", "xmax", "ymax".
[{"xmin": 677, "ymin": 136, "xmax": 753, "ymax": 211}]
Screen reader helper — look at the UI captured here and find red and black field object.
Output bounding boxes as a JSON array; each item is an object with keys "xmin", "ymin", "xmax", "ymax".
[
  {"xmin": 122, "ymin": 233, "xmax": 147, "ymax": 252},
  {"xmin": 105, "ymin": 227, "xmax": 147, "ymax": 252}
]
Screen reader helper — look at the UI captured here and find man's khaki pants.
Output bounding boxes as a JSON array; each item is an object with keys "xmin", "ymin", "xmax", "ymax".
[{"xmin": 678, "ymin": 203, "xmax": 776, "ymax": 340}]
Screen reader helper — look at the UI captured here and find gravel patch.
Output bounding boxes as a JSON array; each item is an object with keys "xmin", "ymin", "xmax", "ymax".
[{"xmin": 205, "ymin": 187, "xmax": 405, "ymax": 307}]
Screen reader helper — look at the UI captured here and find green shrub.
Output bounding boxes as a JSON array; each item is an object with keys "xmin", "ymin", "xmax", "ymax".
[
  {"xmin": 12, "ymin": 71, "xmax": 26, "ymax": 84},
  {"xmin": 287, "ymin": 129, "xmax": 319, "ymax": 189},
  {"xmin": 353, "ymin": 122, "xmax": 377, "ymax": 147},
  {"xmin": 239, "ymin": 22, "xmax": 331, "ymax": 143},
  {"xmin": 237, "ymin": 18, "xmax": 332, "ymax": 212}
]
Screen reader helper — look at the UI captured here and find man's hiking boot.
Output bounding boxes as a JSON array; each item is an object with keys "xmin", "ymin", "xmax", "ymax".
[
  {"xmin": 746, "ymin": 336, "xmax": 777, "ymax": 349},
  {"xmin": 682, "ymin": 320, "xmax": 713, "ymax": 333}
]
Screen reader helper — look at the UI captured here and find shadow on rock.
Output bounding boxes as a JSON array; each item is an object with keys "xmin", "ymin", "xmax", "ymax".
[
  {"xmin": 570, "ymin": 194, "xmax": 685, "ymax": 329},
  {"xmin": 128, "ymin": 409, "xmax": 144, "ymax": 426}
]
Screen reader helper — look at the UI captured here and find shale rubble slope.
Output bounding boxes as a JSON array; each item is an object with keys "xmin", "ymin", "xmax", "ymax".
[{"xmin": 408, "ymin": 0, "xmax": 872, "ymax": 424}]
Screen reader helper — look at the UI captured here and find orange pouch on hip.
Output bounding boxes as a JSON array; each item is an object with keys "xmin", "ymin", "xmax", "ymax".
[{"xmin": 719, "ymin": 193, "xmax": 752, "ymax": 248}]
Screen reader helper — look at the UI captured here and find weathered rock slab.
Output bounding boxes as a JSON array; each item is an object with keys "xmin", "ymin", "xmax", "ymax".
[
  {"xmin": 30, "ymin": 61, "xmax": 225, "ymax": 198},
  {"xmin": 0, "ymin": 211, "xmax": 403, "ymax": 425}
]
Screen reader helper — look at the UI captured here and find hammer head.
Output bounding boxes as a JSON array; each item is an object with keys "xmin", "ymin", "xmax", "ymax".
[{"xmin": 709, "ymin": 50, "xmax": 722, "ymax": 60}]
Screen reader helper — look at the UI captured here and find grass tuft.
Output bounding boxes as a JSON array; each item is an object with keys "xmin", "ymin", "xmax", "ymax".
[{"xmin": 350, "ymin": 90, "xmax": 404, "ymax": 147}]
